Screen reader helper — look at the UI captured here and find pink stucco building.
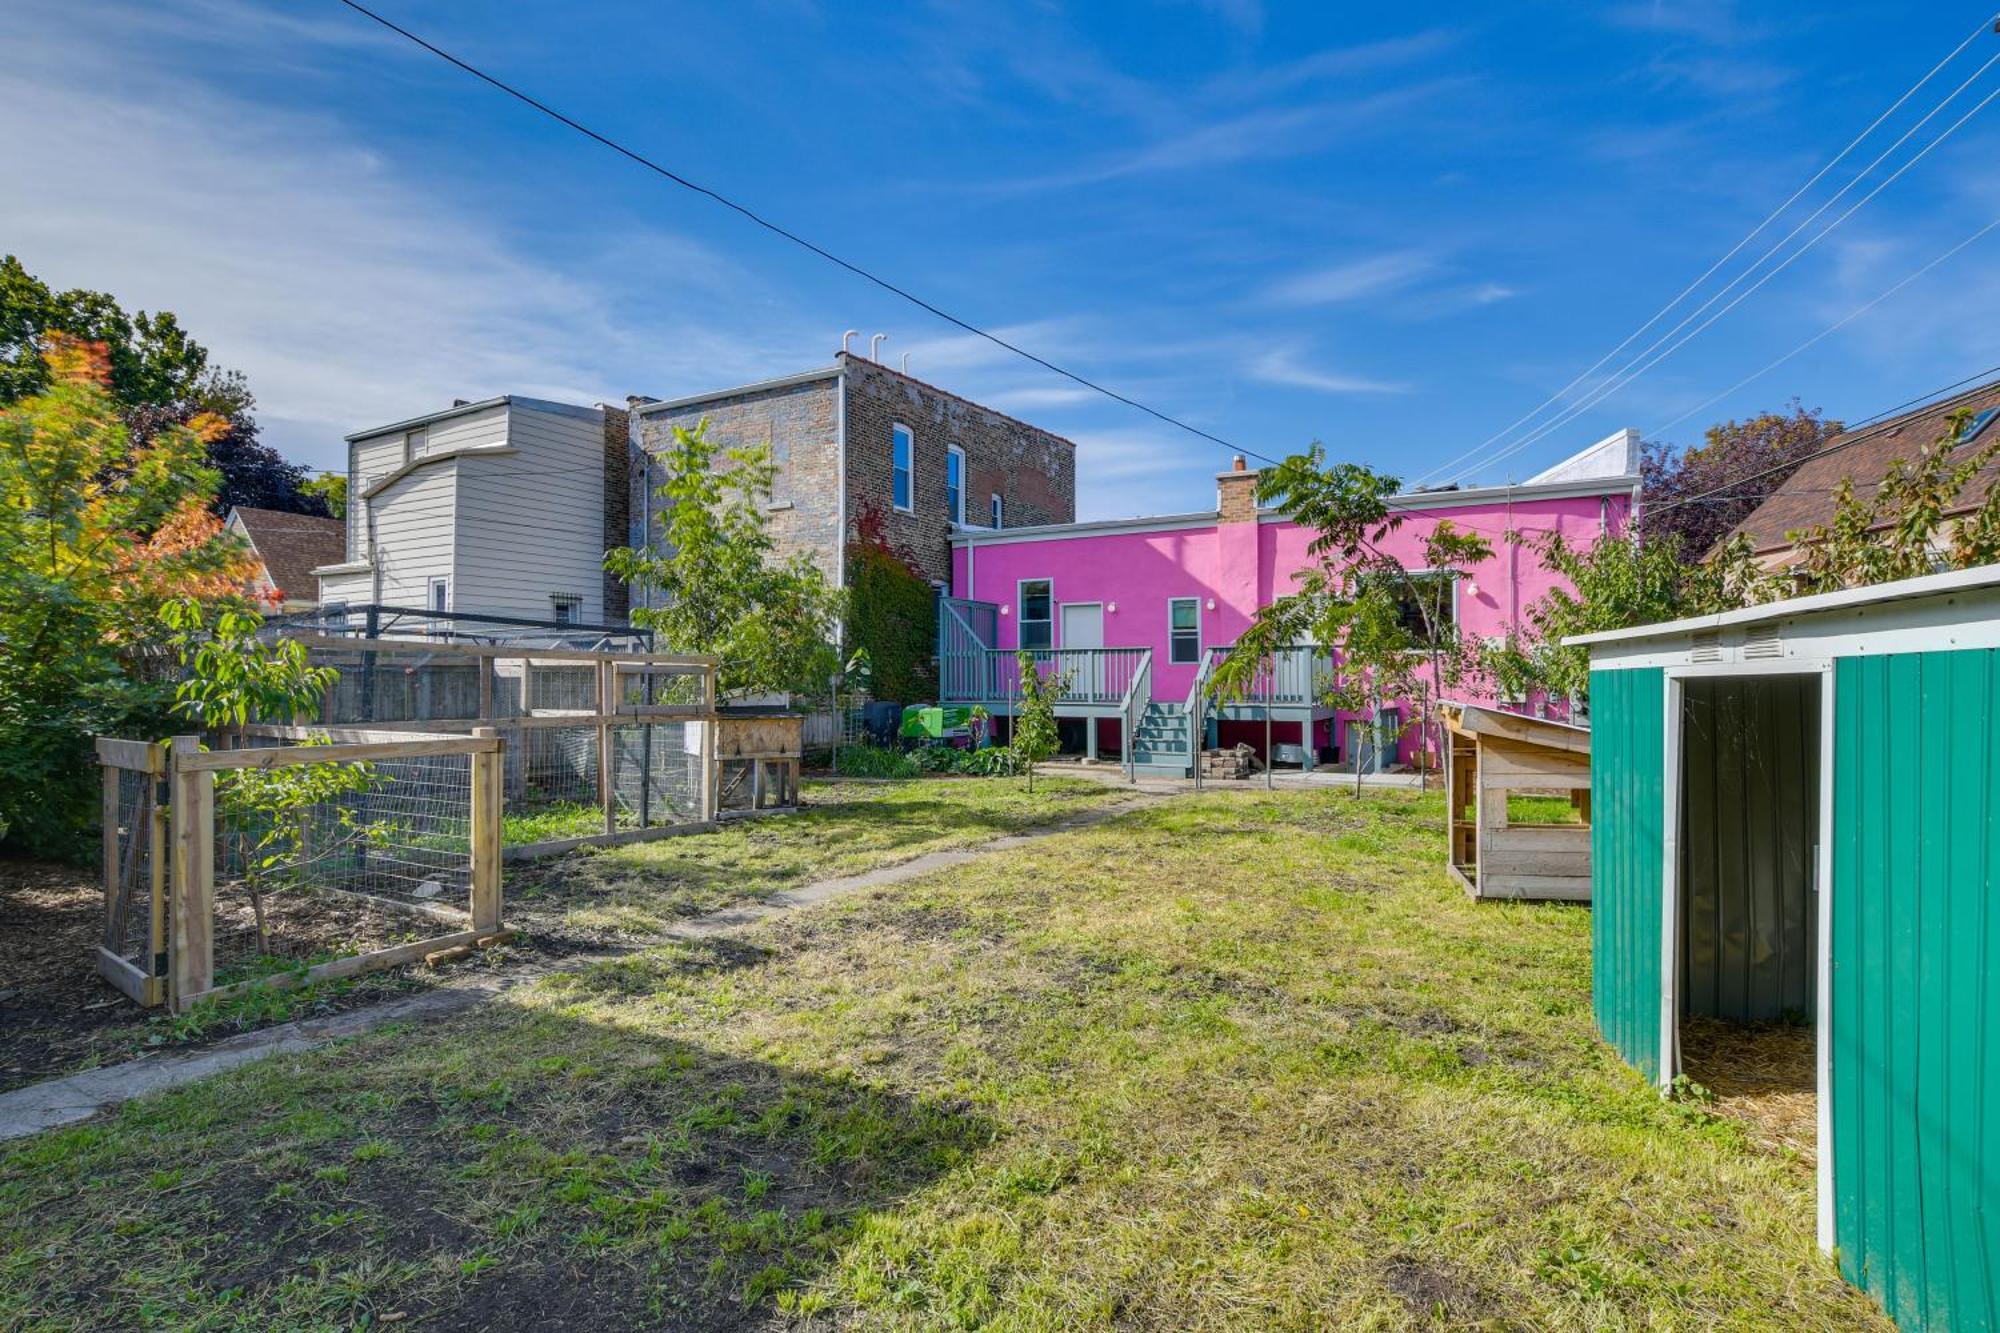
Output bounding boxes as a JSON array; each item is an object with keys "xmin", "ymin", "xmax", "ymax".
[{"xmin": 943, "ymin": 431, "xmax": 1640, "ymax": 777}]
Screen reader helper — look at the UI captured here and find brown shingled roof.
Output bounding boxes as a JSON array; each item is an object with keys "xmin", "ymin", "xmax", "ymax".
[
  {"xmin": 1727, "ymin": 378, "xmax": 2000, "ymax": 556},
  {"xmin": 229, "ymin": 507, "xmax": 346, "ymax": 603}
]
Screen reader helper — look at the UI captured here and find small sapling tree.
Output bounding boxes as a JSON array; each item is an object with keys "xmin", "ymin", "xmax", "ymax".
[{"xmin": 1010, "ymin": 651, "xmax": 1068, "ymax": 792}]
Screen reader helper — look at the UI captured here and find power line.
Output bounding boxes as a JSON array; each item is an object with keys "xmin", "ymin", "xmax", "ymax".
[
  {"xmin": 1450, "ymin": 69, "xmax": 2000, "ymax": 483},
  {"xmin": 1641, "ymin": 363, "xmax": 2000, "ymax": 521},
  {"xmin": 1414, "ymin": 11, "xmax": 2000, "ymax": 488},
  {"xmin": 1647, "ymin": 214, "xmax": 2000, "ymax": 436},
  {"xmin": 329, "ymin": 0, "xmax": 1282, "ymax": 468}
]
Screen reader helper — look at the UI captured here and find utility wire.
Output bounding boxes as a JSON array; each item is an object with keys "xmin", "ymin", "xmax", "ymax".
[
  {"xmin": 1413, "ymin": 11, "xmax": 2000, "ymax": 488},
  {"xmin": 1641, "ymin": 362, "xmax": 2000, "ymax": 520},
  {"xmin": 1647, "ymin": 214, "xmax": 2000, "ymax": 436},
  {"xmin": 1447, "ymin": 62, "xmax": 2000, "ymax": 483},
  {"xmin": 329, "ymin": 0, "xmax": 1281, "ymax": 467}
]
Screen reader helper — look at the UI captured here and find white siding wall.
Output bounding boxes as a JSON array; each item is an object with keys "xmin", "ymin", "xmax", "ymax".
[
  {"xmin": 453, "ymin": 402, "xmax": 609, "ymax": 623},
  {"xmin": 370, "ymin": 463, "xmax": 459, "ymax": 607},
  {"xmin": 347, "ymin": 432, "xmax": 409, "ymax": 560}
]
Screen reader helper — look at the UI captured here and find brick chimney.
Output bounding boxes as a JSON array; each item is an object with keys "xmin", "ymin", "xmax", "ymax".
[{"xmin": 1216, "ymin": 455, "xmax": 1257, "ymax": 522}]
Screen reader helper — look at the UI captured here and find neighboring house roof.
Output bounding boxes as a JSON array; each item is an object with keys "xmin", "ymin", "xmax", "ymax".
[
  {"xmin": 1726, "ymin": 378, "xmax": 2000, "ymax": 556},
  {"xmin": 343, "ymin": 394, "xmax": 599, "ymax": 443},
  {"xmin": 228, "ymin": 507, "xmax": 346, "ymax": 603}
]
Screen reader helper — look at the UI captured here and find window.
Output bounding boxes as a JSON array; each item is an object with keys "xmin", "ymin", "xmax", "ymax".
[
  {"xmin": 1380, "ymin": 571, "xmax": 1455, "ymax": 643},
  {"xmin": 1168, "ymin": 597, "xmax": 1201, "ymax": 665},
  {"xmin": 429, "ymin": 577, "xmax": 450, "ymax": 613},
  {"xmin": 1018, "ymin": 579, "xmax": 1052, "ymax": 650},
  {"xmin": 1955, "ymin": 407, "xmax": 1999, "ymax": 448},
  {"xmin": 892, "ymin": 424, "xmax": 913, "ymax": 512},
  {"xmin": 551, "ymin": 596, "xmax": 581, "ymax": 626},
  {"xmin": 990, "ymin": 492, "xmax": 1003, "ymax": 529},
  {"xmin": 945, "ymin": 445, "xmax": 965, "ymax": 524}
]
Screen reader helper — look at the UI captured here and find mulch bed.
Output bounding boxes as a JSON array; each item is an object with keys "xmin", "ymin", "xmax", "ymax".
[{"xmin": 1680, "ymin": 1015, "xmax": 1818, "ymax": 1164}]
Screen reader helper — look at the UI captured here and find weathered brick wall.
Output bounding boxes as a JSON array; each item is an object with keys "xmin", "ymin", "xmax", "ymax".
[
  {"xmin": 839, "ymin": 353, "xmax": 1076, "ymax": 584},
  {"xmin": 599, "ymin": 403, "xmax": 631, "ymax": 621},
  {"xmin": 635, "ymin": 375, "xmax": 843, "ymax": 583}
]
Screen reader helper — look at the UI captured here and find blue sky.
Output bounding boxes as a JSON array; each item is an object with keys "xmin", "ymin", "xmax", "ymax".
[{"xmin": 4, "ymin": 1, "xmax": 1999, "ymax": 518}]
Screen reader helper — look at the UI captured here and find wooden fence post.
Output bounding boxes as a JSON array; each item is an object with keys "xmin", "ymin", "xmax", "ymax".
[
  {"xmin": 597, "ymin": 660, "xmax": 616, "ymax": 835},
  {"xmin": 169, "ymin": 735, "xmax": 214, "ymax": 1013},
  {"xmin": 702, "ymin": 720, "xmax": 720, "ymax": 824},
  {"xmin": 469, "ymin": 726, "xmax": 503, "ymax": 933}
]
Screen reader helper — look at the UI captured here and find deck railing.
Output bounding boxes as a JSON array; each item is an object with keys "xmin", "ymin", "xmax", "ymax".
[
  {"xmin": 1119, "ymin": 652, "xmax": 1151, "ymax": 783},
  {"xmin": 1206, "ymin": 644, "xmax": 1336, "ymax": 706}
]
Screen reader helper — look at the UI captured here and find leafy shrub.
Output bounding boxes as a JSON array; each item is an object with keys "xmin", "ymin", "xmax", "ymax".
[
  {"xmin": 960, "ymin": 746, "xmax": 1023, "ymax": 777},
  {"xmin": 832, "ymin": 744, "xmax": 921, "ymax": 779}
]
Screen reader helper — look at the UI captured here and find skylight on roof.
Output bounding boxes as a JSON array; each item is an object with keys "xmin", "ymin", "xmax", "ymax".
[{"xmin": 1954, "ymin": 407, "xmax": 1998, "ymax": 448}]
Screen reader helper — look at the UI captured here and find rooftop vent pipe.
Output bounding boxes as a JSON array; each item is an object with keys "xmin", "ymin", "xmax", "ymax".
[
  {"xmin": 840, "ymin": 330, "xmax": 858, "ymax": 355},
  {"xmin": 870, "ymin": 333, "xmax": 888, "ymax": 361}
]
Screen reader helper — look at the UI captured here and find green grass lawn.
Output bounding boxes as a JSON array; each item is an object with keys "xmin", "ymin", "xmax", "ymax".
[
  {"xmin": 0, "ymin": 787, "xmax": 1884, "ymax": 1330},
  {"xmin": 506, "ymin": 775, "xmax": 1124, "ymax": 943}
]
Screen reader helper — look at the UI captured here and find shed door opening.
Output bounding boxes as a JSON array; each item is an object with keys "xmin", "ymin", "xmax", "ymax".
[{"xmin": 1675, "ymin": 673, "xmax": 1821, "ymax": 1160}]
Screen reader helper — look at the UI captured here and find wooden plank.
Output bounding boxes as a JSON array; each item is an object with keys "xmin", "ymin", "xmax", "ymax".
[
  {"xmin": 1476, "ymin": 873, "xmax": 1592, "ymax": 902},
  {"xmin": 469, "ymin": 726, "xmax": 503, "ymax": 932},
  {"xmin": 101, "ymin": 763, "xmax": 119, "ymax": 949},
  {"xmin": 1488, "ymin": 825, "xmax": 1592, "ymax": 852},
  {"xmin": 184, "ymin": 928, "xmax": 489, "ymax": 1006},
  {"xmin": 315, "ymin": 882, "xmax": 471, "ymax": 927},
  {"xmin": 148, "ymin": 798, "xmax": 168, "ymax": 986},
  {"xmin": 169, "ymin": 738, "xmax": 214, "ymax": 1014},
  {"xmin": 1440, "ymin": 701, "xmax": 1591, "ymax": 753},
  {"xmin": 598, "ymin": 663, "xmax": 615, "ymax": 836},
  {"xmin": 1476, "ymin": 745, "xmax": 1591, "ymax": 785},
  {"xmin": 177, "ymin": 735, "xmax": 500, "ymax": 771},
  {"xmin": 95, "ymin": 946, "xmax": 156, "ymax": 1006},
  {"xmin": 1482, "ymin": 845, "xmax": 1593, "ymax": 877},
  {"xmin": 95, "ymin": 737, "xmax": 165, "ymax": 772},
  {"xmin": 502, "ymin": 820, "xmax": 719, "ymax": 862}
]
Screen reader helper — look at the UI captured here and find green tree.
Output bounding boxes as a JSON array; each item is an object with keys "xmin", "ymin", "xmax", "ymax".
[
  {"xmin": 1209, "ymin": 445, "xmax": 1490, "ymax": 774},
  {"xmin": 301, "ymin": 470, "xmax": 348, "ymax": 519},
  {"xmin": 1786, "ymin": 409, "xmax": 2000, "ymax": 593},
  {"xmin": 604, "ymin": 421, "xmax": 845, "ymax": 697},
  {"xmin": 0, "ymin": 338, "xmax": 261, "ymax": 856},
  {"xmin": 1010, "ymin": 651, "xmax": 1067, "ymax": 792},
  {"xmin": 0, "ymin": 255, "xmax": 327, "ymax": 516}
]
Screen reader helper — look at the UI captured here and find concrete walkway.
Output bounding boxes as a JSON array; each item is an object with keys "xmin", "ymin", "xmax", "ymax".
[{"xmin": 0, "ymin": 790, "xmax": 1160, "ymax": 1142}]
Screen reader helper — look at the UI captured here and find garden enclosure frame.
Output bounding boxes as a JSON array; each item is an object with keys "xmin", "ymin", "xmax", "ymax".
[
  {"xmin": 1571, "ymin": 563, "xmax": 2000, "ymax": 1332},
  {"xmin": 266, "ymin": 630, "xmax": 722, "ymax": 857},
  {"xmin": 1440, "ymin": 701, "xmax": 1592, "ymax": 902},
  {"xmin": 96, "ymin": 730, "xmax": 506, "ymax": 1013}
]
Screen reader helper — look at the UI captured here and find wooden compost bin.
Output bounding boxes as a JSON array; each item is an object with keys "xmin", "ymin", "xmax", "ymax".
[
  {"xmin": 713, "ymin": 709, "xmax": 802, "ymax": 817},
  {"xmin": 1442, "ymin": 702, "xmax": 1591, "ymax": 902}
]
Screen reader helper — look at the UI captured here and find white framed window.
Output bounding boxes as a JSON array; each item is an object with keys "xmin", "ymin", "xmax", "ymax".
[
  {"xmin": 1168, "ymin": 597, "xmax": 1201, "ymax": 665},
  {"xmin": 1017, "ymin": 578, "xmax": 1053, "ymax": 650},
  {"xmin": 945, "ymin": 445, "xmax": 965, "ymax": 524},
  {"xmin": 990, "ymin": 492, "xmax": 1003, "ymax": 529},
  {"xmin": 891, "ymin": 423, "xmax": 913, "ymax": 512},
  {"xmin": 429, "ymin": 577, "xmax": 450, "ymax": 613},
  {"xmin": 551, "ymin": 595, "xmax": 582, "ymax": 626}
]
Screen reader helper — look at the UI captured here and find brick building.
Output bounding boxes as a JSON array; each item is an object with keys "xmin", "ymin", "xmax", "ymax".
[{"xmin": 630, "ymin": 351, "xmax": 1077, "ymax": 590}]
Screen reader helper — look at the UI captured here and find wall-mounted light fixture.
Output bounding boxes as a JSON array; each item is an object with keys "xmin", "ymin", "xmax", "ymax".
[
  {"xmin": 999, "ymin": 604, "xmax": 1010, "ymax": 615},
  {"xmin": 1107, "ymin": 601, "xmax": 1118, "ymax": 613},
  {"xmin": 1205, "ymin": 598, "xmax": 1216, "ymax": 611}
]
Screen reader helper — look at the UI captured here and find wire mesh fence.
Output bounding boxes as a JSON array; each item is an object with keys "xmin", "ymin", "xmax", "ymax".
[
  {"xmin": 94, "ymin": 740, "xmax": 170, "ymax": 1004},
  {"xmin": 611, "ymin": 722, "xmax": 705, "ymax": 829},
  {"xmin": 208, "ymin": 745, "xmax": 475, "ymax": 987}
]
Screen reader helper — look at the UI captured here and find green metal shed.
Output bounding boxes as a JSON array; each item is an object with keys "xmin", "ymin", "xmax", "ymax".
[{"xmin": 1570, "ymin": 563, "xmax": 2000, "ymax": 1333}]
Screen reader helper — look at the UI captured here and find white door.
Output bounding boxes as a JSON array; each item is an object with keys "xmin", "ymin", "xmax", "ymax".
[{"xmin": 1061, "ymin": 602, "xmax": 1104, "ymax": 699}]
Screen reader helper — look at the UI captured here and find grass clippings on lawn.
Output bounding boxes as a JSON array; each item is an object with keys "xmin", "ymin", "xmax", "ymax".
[{"xmin": 0, "ymin": 787, "xmax": 1886, "ymax": 1330}]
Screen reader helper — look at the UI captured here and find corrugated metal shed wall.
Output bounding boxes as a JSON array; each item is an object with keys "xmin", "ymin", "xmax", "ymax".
[
  {"xmin": 1590, "ymin": 666, "xmax": 1666, "ymax": 1083},
  {"xmin": 1679, "ymin": 675, "xmax": 1819, "ymax": 1022},
  {"xmin": 1832, "ymin": 649, "xmax": 2000, "ymax": 1332}
]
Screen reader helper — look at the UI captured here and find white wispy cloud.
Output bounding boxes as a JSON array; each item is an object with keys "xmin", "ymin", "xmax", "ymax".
[
  {"xmin": 1261, "ymin": 250, "xmax": 1437, "ymax": 307},
  {"xmin": 1246, "ymin": 347, "xmax": 1407, "ymax": 395},
  {"xmin": 0, "ymin": 1, "xmax": 821, "ymax": 472}
]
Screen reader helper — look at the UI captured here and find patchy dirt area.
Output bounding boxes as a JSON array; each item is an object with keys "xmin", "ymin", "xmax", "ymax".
[{"xmin": 0, "ymin": 859, "xmax": 483, "ymax": 1095}]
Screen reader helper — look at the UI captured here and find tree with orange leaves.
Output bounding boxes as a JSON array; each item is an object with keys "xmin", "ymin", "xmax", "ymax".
[{"xmin": 0, "ymin": 335, "xmax": 262, "ymax": 856}]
